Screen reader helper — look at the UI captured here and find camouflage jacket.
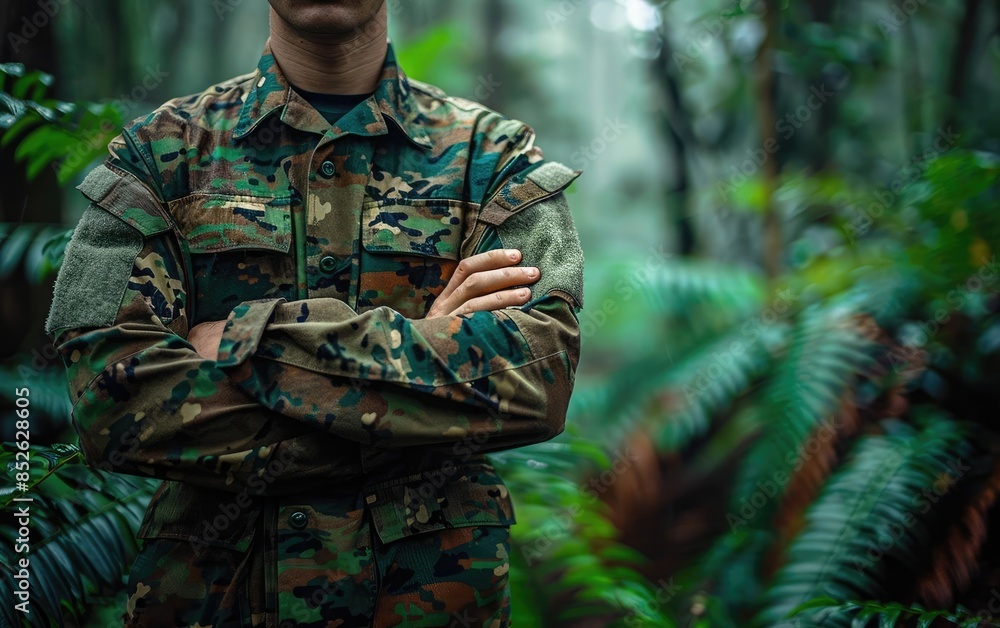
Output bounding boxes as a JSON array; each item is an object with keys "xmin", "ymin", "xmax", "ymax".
[{"xmin": 45, "ymin": 37, "xmax": 584, "ymax": 609}]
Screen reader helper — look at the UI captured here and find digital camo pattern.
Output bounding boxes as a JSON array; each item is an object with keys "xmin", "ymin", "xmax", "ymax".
[{"xmin": 48, "ymin": 38, "xmax": 583, "ymax": 626}]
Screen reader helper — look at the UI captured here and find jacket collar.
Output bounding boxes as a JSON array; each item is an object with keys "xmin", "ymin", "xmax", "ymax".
[{"xmin": 233, "ymin": 38, "xmax": 432, "ymax": 149}]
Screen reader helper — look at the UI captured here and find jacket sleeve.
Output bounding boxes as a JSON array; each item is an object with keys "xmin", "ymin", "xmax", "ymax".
[
  {"xmin": 46, "ymin": 138, "xmax": 362, "ymax": 495},
  {"xmin": 217, "ymin": 119, "xmax": 585, "ymax": 453}
]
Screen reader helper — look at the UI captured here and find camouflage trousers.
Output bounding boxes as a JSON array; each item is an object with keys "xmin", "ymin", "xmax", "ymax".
[{"xmin": 123, "ymin": 493, "xmax": 511, "ymax": 627}]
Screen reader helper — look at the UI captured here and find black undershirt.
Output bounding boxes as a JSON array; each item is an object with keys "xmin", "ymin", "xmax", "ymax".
[{"xmin": 292, "ymin": 86, "xmax": 372, "ymax": 126}]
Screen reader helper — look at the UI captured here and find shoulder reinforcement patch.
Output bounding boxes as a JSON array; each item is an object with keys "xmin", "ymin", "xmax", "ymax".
[
  {"xmin": 77, "ymin": 163, "xmax": 171, "ymax": 237},
  {"xmin": 496, "ymin": 193, "xmax": 584, "ymax": 310},
  {"xmin": 479, "ymin": 162, "xmax": 582, "ymax": 226},
  {"xmin": 45, "ymin": 204, "xmax": 143, "ymax": 336}
]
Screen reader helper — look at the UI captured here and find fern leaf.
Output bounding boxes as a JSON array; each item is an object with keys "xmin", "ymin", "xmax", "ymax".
[
  {"xmin": 0, "ymin": 443, "xmax": 158, "ymax": 627},
  {"xmin": 754, "ymin": 417, "xmax": 974, "ymax": 627}
]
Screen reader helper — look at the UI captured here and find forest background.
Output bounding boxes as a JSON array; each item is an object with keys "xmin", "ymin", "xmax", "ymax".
[{"xmin": 1, "ymin": 0, "xmax": 999, "ymax": 625}]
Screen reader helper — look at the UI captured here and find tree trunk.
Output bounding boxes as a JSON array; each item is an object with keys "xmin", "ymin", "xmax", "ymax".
[{"xmin": 755, "ymin": 0, "xmax": 781, "ymax": 279}]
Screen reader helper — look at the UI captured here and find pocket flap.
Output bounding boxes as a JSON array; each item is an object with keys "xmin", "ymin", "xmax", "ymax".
[
  {"xmin": 364, "ymin": 462, "xmax": 516, "ymax": 545},
  {"xmin": 136, "ymin": 480, "xmax": 258, "ymax": 552},
  {"xmin": 167, "ymin": 194, "xmax": 292, "ymax": 254},
  {"xmin": 361, "ymin": 198, "xmax": 466, "ymax": 260}
]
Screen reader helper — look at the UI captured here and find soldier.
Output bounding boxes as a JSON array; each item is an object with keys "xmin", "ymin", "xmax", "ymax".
[{"xmin": 46, "ymin": 1, "xmax": 584, "ymax": 626}]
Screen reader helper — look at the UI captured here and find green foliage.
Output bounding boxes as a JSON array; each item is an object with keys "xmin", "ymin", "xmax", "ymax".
[
  {"xmin": 394, "ymin": 24, "xmax": 473, "ymax": 96},
  {"xmin": 756, "ymin": 416, "xmax": 973, "ymax": 626},
  {"xmin": 0, "ymin": 223, "xmax": 70, "ymax": 284},
  {"xmin": 0, "ymin": 62, "xmax": 121, "ymax": 184},
  {"xmin": 599, "ymin": 147, "xmax": 1000, "ymax": 625},
  {"xmin": 495, "ymin": 426, "xmax": 674, "ymax": 627},
  {"xmin": 572, "ymin": 261, "xmax": 780, "ymax": 451},
  {"xmin": 0, "ymin": 365, "xmax": 73, "ymax": 445},
  {"xmin": 728, "ymin": 301, "xmax": 877, "ymax": 528},
  {"xmin": 0, "ymin": 62, "xmax": 124, "ymax": 285},
  {"xmin": 0, "ymin": 444, "xmax": 158, "ymax": 627},
  {"xmin": 788, "ymin": 598, "xmax": 996, "ymax": 627}
]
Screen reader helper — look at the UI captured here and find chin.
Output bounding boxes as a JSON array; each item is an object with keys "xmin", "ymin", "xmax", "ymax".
[{"xmin": 269, "ymin": 0, "xmax": 385, "ymax": 36}]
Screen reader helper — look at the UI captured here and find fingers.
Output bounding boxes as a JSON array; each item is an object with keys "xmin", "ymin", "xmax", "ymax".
[
  {"xmin": 437, "ymin": 248, "xmax": 523, "ymax": 303},
  {"xmin": 426, "ymin": 248, "xmax": 542, "ymax": 318},
  {"xmin": 448, "ymin": 288, "xmax": 534, "ymax": 316},
  {"xmin": 450, "ymin": 265, "xmax": 540, "ymax": 304}
]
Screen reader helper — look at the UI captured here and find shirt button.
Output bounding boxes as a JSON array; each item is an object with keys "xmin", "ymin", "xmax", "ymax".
[
  {"xmin": 319, "ymin": 255, "xmax": 339, "ymax": 273},
  {"xmin": 289, "ymin": 511, "xmax": 308, "ymax": 529},
  {"xmin": 319, "ymin": 160, "xmax": 336, "ymax": 178}
]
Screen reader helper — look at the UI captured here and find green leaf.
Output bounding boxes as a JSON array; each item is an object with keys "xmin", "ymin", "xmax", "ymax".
[
  {"xmin": 0, "ymin": 443, "xmax": 157, "ymax": 626},
  {"xmin": 754, "ymin": 417, "xmax": 974, "ymax": 626},
  {"xmin": 0, "ymin": 225, "xmax": 35, "ymax": 280},
  {"xmin": 787, "ymin": 596, "xmax": 841, "ymax": 616}
]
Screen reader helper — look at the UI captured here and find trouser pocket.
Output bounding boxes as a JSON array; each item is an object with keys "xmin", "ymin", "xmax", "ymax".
[{"xmin": 124, "ymin": 538, "xmax": 252, "ymax": 627}]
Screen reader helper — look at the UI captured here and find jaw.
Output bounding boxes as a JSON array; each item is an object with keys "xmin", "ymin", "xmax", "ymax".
[{"xmin": 267, "ymin": 0, "xmax": 386, "ymax": 39}]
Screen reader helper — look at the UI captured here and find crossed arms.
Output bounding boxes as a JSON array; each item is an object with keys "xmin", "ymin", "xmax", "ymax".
[{"xmin": 47, "ymin": 127, "xmax": 584, "ymax": 497}]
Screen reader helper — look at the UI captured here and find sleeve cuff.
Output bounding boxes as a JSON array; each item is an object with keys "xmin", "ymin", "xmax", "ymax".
[{"xmin": 215, "ymin": 298, "xmax": 286, "ymax": 367}]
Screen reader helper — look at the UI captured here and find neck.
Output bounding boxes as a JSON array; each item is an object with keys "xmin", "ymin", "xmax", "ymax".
[{"xmin": 267, "ymin": 5, "xmax": 387, "ymax": 95}]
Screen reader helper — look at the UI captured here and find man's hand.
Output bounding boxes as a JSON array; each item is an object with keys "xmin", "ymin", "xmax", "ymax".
[
  {"xmin": 188, "ymin": 320, "xmax": 226, "ymax": 361},
  {"xmin": 426, "ymin": 248, "xmax": 540, "ymax": 318}
]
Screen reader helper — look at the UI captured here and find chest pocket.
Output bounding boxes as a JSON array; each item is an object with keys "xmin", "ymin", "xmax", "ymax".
[
  {"xmin": 168, "ymin": 194, "xmax": 297, "ymax": 324},
  {"xmin": 358, "ymin": 198, "xmax": 469, "ymax": 319}
]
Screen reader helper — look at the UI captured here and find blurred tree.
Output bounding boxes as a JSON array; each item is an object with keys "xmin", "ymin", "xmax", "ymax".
[{"xmin": 0, "ymin": 0, "xmax": 62, "ymax": 359}]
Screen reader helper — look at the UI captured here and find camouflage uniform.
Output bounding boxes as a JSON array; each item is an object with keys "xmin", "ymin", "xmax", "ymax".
[{"xmin": 46, "ymin": 39, "xmax": 584, "ymax": 627}]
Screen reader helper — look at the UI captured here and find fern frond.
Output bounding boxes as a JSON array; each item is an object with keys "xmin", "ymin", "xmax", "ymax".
[
  {"xmin": 730, "ymin": 304, "xmax": 878, "ymax": 529},
  {"xmin": 570, "ymin": 260, "xmax": 798, "ymax": 458},
  {"xmin": 493, "ymin": 429, "xmax": 674, "ymax": 627},
  {"xmin": 754, "ymin": 417, "xmax": 974, "ymax": 627},
  {"xmin": 0, "ymin": 366, "xmax": 72, "ymax": 435},
  {"xmin": 645, "ymin": 260, "xmax": 768, "ymax": 347},
  {"xmin": 787, "ymin": 597, "xmax": 996, "ymax": 627},
  {"xmin": 0, "ymin": 443, "xmax": 158, "ymax": 627}
]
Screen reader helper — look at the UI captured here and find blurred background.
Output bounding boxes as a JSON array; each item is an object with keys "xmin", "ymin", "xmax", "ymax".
[{"xmin": 1, "ymin": 0, "xmax": 999, "ymax": 625}]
